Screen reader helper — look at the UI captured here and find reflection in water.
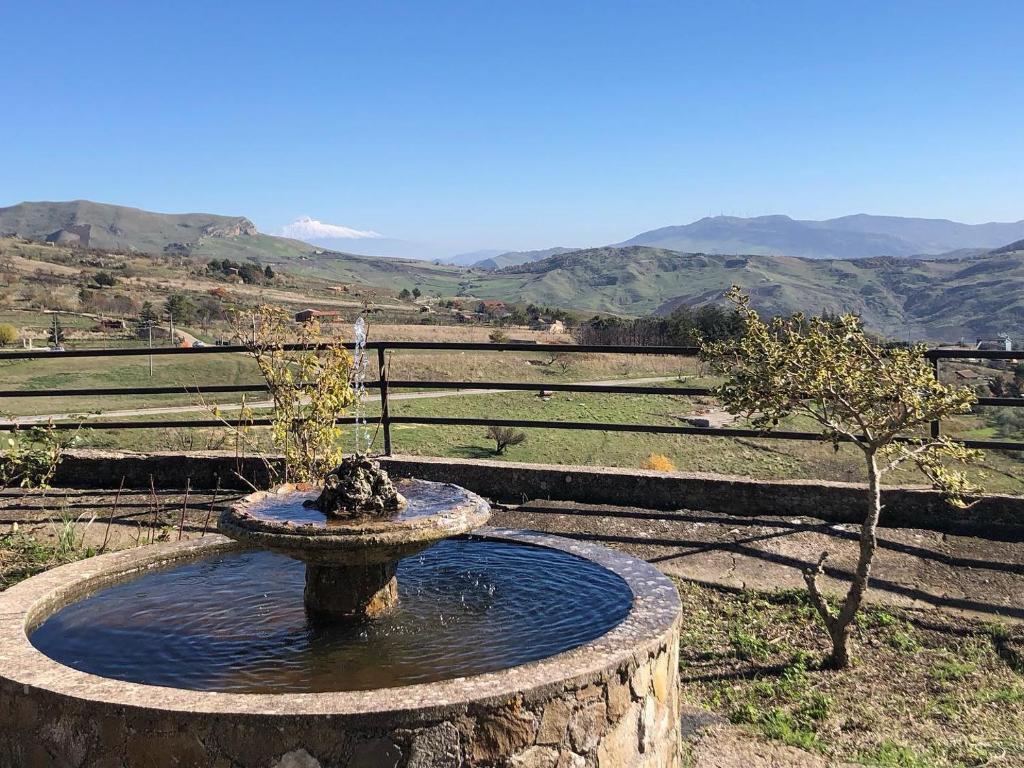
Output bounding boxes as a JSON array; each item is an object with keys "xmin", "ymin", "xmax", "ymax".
[{"xmin": 31, "ymin": 539, "xmax": 632, "ymax": 693}]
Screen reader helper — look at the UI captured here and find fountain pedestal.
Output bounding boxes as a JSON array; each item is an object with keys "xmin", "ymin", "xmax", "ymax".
[
  {"xmin": 304, "ymin": 562, "xmax": 398, "ymax": 619},
  {"xmin": 217, "ymin": 479, "xmax": 492, "ymax": 621}
]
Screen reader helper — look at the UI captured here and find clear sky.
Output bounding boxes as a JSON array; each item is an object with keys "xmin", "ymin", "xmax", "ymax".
[{"xmin": 3, "ymin": 1, "xmax": 1022, "ymax": 255}]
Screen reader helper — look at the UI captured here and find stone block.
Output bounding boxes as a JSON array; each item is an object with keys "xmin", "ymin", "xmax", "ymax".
[
  {"xmin": 509, "ymin": 745, "xmax": 560, "ymax": 768},
  {"xmin": 348, "ymin": 739, "xmax": 402, "ymax": 768},
  {"xmin": 272, "ymin": 749, "xmax": 321, "ymax": 768},
  {"xmin": 568, "ymin": 700, "xmax": 607, "ymax": 754},
  {"xmin": 557, "ymin": 750, "xmax": 586, "ymax": 768},
  {"xmin": 408, "ymin": 722, "xmax": 461, "ymax": 768},
  {"xmin": 653, "ymin": 653, "xmax": 671, "ymax": 704},
  {"xmin": 639, "ymin": 696, "xmax": 663, "ymax": 754},
  {"xmin": 536, "ymin": 698, "xmax": 572, "ymax": 745},
  {"xmin": 606, "ymin": 676, "xmax": 632, "ymax": 721},
  {"xmin": 576, "ymin": 683, "xmax": 604, "ymax": 701},
  {"xmin": 630, "ymin": 662, "xmax": 652, "ymax": 699},
  {"xmin": 596, "ymin": 704, "xmax": 640, "ymax": 768},
  {"xmin": 471, "ymin": 705, "xmax": 537, "ymax": 764}
]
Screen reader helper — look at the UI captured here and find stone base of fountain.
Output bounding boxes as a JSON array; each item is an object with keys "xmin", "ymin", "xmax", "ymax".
[{"xmin": 0, "ymin": 531, "xmax": 683, "ymax": 767}]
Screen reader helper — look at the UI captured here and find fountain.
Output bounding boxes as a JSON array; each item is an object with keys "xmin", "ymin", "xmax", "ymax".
[
  {"xmin": 218, "ymin": 456, "xmax": 491, "ymax": 621},
  {"xmin": 0, "ymin": 323, "xmax": 683, "ymax": 766}
]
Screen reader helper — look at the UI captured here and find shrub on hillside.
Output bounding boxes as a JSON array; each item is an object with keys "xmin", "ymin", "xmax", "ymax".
[
  {"xmin": 643, "ymin": 453, "xmax": 676, "ymax": 472},
  {"xmin": 485, "ymin": 425, "xmax": 526, "ymax": 455},
  {"xmin": 0, "ymin": 324, "xmax": 17, "ymax": 346}
]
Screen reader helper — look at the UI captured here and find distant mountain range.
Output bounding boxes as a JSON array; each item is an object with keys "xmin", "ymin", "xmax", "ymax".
[
  {"xmin": 472, "ymin": 247, "xmax": 577, "ymax": 270},
  {"xmin": 616, "ymin": 214, "xmax": 1024, "ymax": 260},
  {"xmin": 460, "ymin": 213, "xmax": 1024, "ymax": 269},
  {"xmin": 4, "ymin": 199, "xmax": 1024, "ymax": 340}
]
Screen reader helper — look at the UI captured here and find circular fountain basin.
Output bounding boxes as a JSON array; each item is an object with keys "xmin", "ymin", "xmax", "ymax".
[{"xmin": 0, "ymin": 530, "xmax": 683, "ymax": 767}]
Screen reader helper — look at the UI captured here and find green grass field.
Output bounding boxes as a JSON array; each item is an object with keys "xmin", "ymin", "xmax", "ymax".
[
  {"xmin": 0, "ymin": 353, "xmax": 265, "ymax": 416},
  {"xmin": 69, "ymin": 386, "xmax": 1024, "ymax": 495}
]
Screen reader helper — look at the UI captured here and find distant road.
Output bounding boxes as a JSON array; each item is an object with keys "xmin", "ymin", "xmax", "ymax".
[{"xmin": 11, "ymin": 376, "xmax": 682, "ymax": 425}]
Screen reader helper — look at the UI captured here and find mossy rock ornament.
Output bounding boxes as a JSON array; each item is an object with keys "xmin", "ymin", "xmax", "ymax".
[{"xmin": 309, "ymin": 455, "xmax": 407, "ymax": 518}]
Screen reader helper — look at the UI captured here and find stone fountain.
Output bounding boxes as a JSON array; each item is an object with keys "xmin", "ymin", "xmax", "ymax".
[
  {"xmin": 218, "ymin": 454, "xmax": 491, "ymax": 620},
  {"xmin": 0, "ymin": 456, "xmax": 684, "ymax": 766}
]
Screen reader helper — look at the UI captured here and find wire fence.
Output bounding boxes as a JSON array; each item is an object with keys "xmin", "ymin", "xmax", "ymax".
[{"xmin": 1, "ymin": 342, "xmax": 1022, "ymax": 453}]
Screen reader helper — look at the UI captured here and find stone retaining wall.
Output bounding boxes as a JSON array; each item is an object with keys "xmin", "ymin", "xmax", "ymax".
[{"xmin": 38, "ymin": 450, "xmax": 1024, "ymax": 539}]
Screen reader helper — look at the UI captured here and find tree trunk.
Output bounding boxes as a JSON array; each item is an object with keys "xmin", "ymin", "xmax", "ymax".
[{"xmin": 826, "ymin": 451, "xmax": 883, "ymax": 669}]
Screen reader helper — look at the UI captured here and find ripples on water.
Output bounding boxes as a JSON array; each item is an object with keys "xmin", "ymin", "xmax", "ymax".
[{"xmin": 30, "ymin": 539, "xmax": 632, "ymax": 693}]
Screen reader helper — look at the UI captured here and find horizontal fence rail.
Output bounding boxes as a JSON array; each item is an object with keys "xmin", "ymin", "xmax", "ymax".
[{"xmin": 0, "ymin": 342, "xmax": 1022, "ymax": 453}]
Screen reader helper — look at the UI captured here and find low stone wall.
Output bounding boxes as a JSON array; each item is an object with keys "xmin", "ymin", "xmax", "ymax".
[
  {"xmin": 40, "ymin": 450, "xmax": 1024, "ymax": 538},
  {"xmin": 0, "ymin": 531, "xmax": 682, "ymax": 768}
]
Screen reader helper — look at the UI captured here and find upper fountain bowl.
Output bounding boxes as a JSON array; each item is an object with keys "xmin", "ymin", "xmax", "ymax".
[{"xmin": 218, "ymin": 478, "xmax": 491, "ymax": 565}]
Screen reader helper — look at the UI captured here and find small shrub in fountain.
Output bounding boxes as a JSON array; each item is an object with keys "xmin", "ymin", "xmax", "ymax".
[
  {"xmin": 486, "ymin": 425, "xmax": 526, "ymax": 455},
  {"xmin": 702, "ymin": 287, "xmax": 981, "ymax": 669},
  {"xmin": 231, "ymin": 305, "xmax": 355, "ymax": 484}
]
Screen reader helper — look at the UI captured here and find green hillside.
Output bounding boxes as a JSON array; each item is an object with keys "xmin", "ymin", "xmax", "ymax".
[
  {"xmin": 0, "ymin": 200, "xmax": 265, "ymax": 254},
  {"xmin": 5, "ymin": 200, "xmax": 1024, "ymax": 340},
  {"xmin": 477, "ymin": 246, "xmax": 1024, "ymax": 340},
  {"xmin": 0, "ymin": 199, "xmax": 471, "ymax": 292}
]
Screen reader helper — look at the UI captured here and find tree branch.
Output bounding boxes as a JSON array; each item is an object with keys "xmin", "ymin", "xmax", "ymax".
[{"xmin": 803, "ymin": 551, "xmax": 837, "ymax": 629}]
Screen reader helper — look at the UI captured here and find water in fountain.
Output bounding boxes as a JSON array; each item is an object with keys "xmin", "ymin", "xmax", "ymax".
[
  {"xmin": 30, "ymin": 539, "xmax": 631, "ymax": 693},
  {"xmin": 352, "ymin": 315, "xmax": 370, "ymax": 454}
]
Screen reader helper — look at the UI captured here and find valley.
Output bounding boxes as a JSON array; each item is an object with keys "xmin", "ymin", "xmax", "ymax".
[{"xmin": 4, "ymin": 200, "xmax": 1024, "ymax": 344}]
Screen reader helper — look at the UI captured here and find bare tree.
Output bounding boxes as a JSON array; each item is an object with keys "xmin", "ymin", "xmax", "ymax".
[
  {"xmin": 702, "ymin": 287, "xmax": 981, "ymax": 668},
  {"xmin": 485, "ymin": 426, "xmax": 526, "ymax": 455}
]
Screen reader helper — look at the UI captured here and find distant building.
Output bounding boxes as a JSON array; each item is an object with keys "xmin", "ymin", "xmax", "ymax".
[
  {"xmin": 478, "ymin": 300, "xmax": 509, "ymax": 318},
  {"xmin": 544, "ymin": 320, "xmax": 567, "ymax": 335},
  {"xmin": 975, "ymin": 335, "xmax": 1013, "ymax": 352},
  {"xmin": 295, "ymin": 309, "xmax": 340, "ymax": 323},
  {"xmin": 954, "ymin": 369, "xmax": 981, "ymax": 381}
]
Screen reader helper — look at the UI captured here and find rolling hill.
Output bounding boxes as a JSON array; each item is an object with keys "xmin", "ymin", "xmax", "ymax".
[
  {"xmin": 4, "ymin": 199, "xmax": 1024, "ymax": 340},
  {"xmin": 472, "ymin": 247, "xmax": 577, "ymax": 270},
  {"xmin": 486, "ymin": 245, "xmax": 1024, "ymax": 340},
  {"xmin": 0, "ymin": 200, "xmax": 266, "ymax": 253}
]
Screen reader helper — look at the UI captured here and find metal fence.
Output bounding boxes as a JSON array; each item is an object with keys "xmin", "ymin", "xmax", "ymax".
[{"xmin": 1, "ymin": 342, "xmax": 1022, "ymax": 453}]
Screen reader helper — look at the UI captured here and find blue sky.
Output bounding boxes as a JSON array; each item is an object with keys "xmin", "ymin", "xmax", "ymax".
[{"xmin": 3, "ymin": 1, "xmax": 1022, "ymax": 256}]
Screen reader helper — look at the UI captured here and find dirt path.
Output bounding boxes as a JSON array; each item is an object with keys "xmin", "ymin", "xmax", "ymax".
[
  {"xmin": 491, "ymin": 499, "xmax": 1024, "ymax": 625},
  {"xmin": 8, "ymin": 375, "xmax": 682, "ymax": 424}
]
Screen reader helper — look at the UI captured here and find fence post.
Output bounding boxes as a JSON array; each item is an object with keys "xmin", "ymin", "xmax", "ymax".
[
  {"xmin": 377, "ymin": 345, "xmax": 393, "ymax": 456},
  {"xmin": 930, "ymin": 354, "xmax": 941, "ymax": 439}
]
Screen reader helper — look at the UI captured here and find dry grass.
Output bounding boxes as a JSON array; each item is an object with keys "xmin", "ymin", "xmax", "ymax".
[
  {"xmin": 365, "ymin": 324, "xmax": 569, "ymax": 343},
  {"xmin": 644, "ymin": 453, "xmax": 677, "ymax": 472}
]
